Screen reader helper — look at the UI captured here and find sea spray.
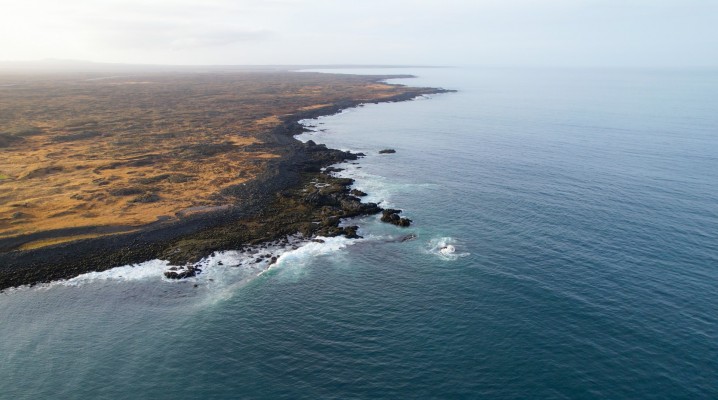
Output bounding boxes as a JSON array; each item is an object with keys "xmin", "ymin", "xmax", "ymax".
[
  {"xmin": 426, "ymin": 237, "xmax": 470, "ymax": 261},
  {"xmin": 3, "ymin": 234, "xmax": 367, "ymax": 295}
]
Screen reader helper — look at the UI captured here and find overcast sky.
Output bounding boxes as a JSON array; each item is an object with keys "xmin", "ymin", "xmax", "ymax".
[{"xmin": 1, "ymin": 0, "xmax": 716, "ymax": 67}]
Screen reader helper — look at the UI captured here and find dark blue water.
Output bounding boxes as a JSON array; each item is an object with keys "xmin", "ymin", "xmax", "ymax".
[{"xmin": 1, "ymin": 68, "xmax": 717, "ymax": 399}]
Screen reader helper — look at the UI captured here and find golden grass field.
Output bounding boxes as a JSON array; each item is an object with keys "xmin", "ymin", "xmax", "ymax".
[{"xmin": 0, "ymin": 71, "xmax": 415, "ymax": 250}]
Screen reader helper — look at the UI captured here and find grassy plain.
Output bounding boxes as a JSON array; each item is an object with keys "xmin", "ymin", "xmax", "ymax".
[{"xmin": 0, "ymin": 71, "xmax": 416, "ymax": 250}]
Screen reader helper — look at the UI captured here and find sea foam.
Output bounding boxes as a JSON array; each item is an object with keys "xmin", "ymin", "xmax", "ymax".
[
  {"xmin": 5, "ymin": 233, "xmax": 366, "ymax": 295},
  {"xmin": 426, "ymin": 237, "xmax": 470, "ymax": 261}
]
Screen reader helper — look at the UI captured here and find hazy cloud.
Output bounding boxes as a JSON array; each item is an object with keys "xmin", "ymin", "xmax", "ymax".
[
  {"xmin": 77, "ymin": 17, "xmax": 273, "ymax": 50},
  {"xmin": 0, "ymin": 0, "xmax": 716, "ymax": 67}
]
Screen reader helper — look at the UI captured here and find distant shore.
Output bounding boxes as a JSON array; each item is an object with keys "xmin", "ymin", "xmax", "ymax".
[{"xmin": 0, "ymin": 73, "xmax": 452, "ymax": 290}]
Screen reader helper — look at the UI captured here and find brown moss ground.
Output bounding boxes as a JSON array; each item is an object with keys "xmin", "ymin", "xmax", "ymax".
[{"xmin": 0, "ymin": 71, "xmax": 423, "ymax": 250}]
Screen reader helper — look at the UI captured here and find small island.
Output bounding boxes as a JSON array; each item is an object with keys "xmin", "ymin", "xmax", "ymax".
[{"xmin": 0, "ymin": 68, "xmax": 451, "ymax": 289}]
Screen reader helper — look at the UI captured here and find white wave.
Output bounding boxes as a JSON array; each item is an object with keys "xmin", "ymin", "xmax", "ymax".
[
  {"xmin": 335, "ymin": 166, "xmax": 437, "ymax": 209},
  {"xmin": 9, "ymin": 234, "xmax": 364, "ymax": 295},
  {"xmin": 426, "ymin": 237, "xmax": 470, "ymax": 261},
  {"xmin": 199, "ymin": 235, "xmax": 368, "ymax": 301},
  {"xmin": 0, "ymin": 259, "xmax": 175, "ymax": 293},
  {"xmin": 271, "ymin": 235, "xmax": 358, "ymax": 270},
  {"xmin": 61, "ymin": 259, "xmax": 172, "ymax": 286}
]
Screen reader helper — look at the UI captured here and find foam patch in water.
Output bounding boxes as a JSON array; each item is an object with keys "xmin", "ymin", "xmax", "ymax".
[
  {"xmin": 426, "ymin": 237, "xmax": 470, "ymax": 261},
  {"xmin": 5, "ymin": 233, "xmax": 370, "ymax": 295},
  {"xmin": 272, "ymin": 235, "xmax": 358, "ymax": 270},
  {"xmin": 58, "ymin": 259, "xmax": 171, "ymax": 286}
]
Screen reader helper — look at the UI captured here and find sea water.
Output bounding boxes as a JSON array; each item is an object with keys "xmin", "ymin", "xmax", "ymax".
[{"xmin": 1, "ymin": 67, "xmax": 716, "ymax": 399}]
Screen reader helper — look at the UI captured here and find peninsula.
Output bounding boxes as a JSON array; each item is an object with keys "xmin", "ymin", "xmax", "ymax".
[{"xmin": 0, "ymin": 68, "xmax": 450, "ymax": 289}]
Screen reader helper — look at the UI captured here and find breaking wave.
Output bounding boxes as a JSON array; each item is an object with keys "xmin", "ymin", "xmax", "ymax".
[
  {"xmin": 426, "ymin": 237, "xmax": 470, "ymax": 261},
  {"xmin": 4, "ymin": 234, "xmax": 368, "ymax": 296}
]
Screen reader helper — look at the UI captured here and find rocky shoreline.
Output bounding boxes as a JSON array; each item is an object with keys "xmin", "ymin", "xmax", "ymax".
[{"xmin": 0, "ymin": 83, "xmax": 453, "ymax": 290}]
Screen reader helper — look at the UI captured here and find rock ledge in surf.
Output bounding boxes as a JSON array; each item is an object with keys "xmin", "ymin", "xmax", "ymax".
[
  {"xmin": 164, "ymin": 264, "xmax": 202, "ymax": 279},
  {"xmin": 381, "ymin": 209, "xmax": 412, "ymax": 227}
]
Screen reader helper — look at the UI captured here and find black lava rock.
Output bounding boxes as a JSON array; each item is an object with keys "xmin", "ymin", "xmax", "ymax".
[
  {"xmin": 380, "ymin": 209, "xmax": 412, "ymax": 227},
  {"xmin": 164, "ymin": 264, "xmax": 202, "ymax": 279}
]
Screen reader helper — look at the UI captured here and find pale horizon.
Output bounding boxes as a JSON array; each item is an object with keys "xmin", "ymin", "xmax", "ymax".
[{"xmin": 1, "ymin": 0, "xmax": 717, "ymax": 68}]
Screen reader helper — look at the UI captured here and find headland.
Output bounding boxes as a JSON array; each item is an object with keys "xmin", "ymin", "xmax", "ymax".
[{"xmin": 0, "ymin": 69, "xmax": 452, "ymax": 290}]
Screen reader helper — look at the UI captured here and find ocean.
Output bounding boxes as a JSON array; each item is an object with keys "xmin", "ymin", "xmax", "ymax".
[{"xmin": 1, "ymin": 67, "xmax": 716, "ymax": 399}]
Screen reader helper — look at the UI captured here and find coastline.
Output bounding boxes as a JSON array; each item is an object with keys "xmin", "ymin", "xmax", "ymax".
[{"xmin": 0, "ymin": 80, "xmax": 454, "ymax": 291}]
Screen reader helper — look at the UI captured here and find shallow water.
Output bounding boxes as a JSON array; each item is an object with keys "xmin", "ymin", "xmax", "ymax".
[{"xmin": 1, "ymin": 67, "xmax": 717, "ymax": 399}]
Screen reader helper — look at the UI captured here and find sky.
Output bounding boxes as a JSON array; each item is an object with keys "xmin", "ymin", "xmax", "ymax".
[{"xmin": 0, "ymin": 0, "xmax": 716, "ymax": 67}]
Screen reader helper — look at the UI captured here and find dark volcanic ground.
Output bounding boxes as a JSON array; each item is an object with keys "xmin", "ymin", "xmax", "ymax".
[{"xmin": 0, "ymin": 70, "xmax": 451, "ymax": 290}]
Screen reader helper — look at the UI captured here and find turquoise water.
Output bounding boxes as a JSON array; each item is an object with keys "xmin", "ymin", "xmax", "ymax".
[{"xmin": 1, "ymin": 68, "xmax": 717, "ymax": 399}]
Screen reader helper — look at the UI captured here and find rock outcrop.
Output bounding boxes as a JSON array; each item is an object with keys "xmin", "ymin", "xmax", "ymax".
[
  {"xmin": 164, "ymin": 264, "xmax": 202, "ymax": 279},
  {"xmin": 380, "ymin": 209, "xmax": 412, "ymax": 227}
]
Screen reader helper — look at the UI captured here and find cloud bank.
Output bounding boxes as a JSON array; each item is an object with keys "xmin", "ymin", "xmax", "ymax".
[{"xmin": 1, "ymin": 0, "xmax": 716, "ymax": 67}]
